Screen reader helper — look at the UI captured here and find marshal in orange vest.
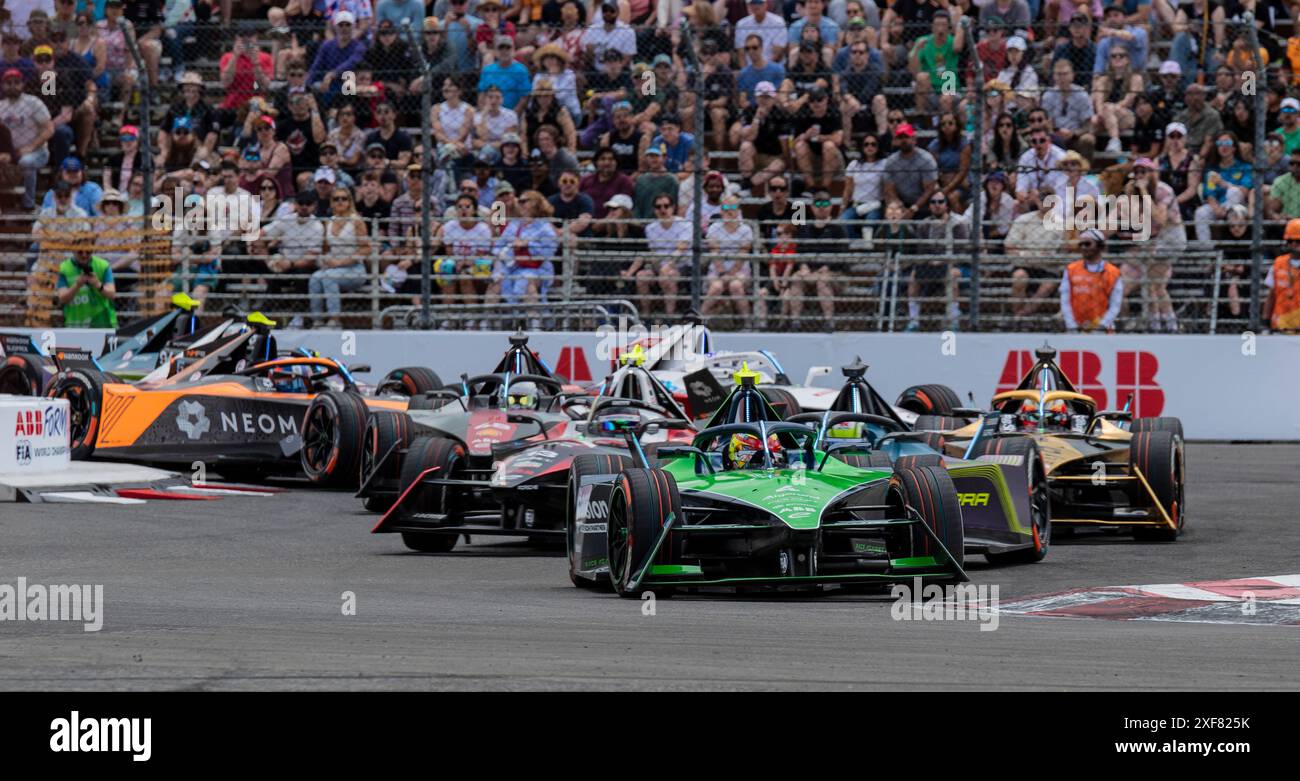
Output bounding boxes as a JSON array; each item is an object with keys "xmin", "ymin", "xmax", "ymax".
[
  {"xmin": 1270, "ymin": 255, "xmax": 1300, "ymax": 331},
  {"xmin": 1065, "ymin": 259, "xmax": 1122, "ymax": 329}
]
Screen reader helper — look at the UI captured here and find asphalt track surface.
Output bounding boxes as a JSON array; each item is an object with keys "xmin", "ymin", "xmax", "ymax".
[{"xmin": 2, "ymin": 443, "xmax": 1297, "ymax": 691}]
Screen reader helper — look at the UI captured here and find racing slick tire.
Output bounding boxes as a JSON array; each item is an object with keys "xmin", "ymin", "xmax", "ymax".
[
  {"xmin": 1130, "ymin": 416, "xmax": 1184, "ymax": 440},
  {"xmin": 566, "ymin": 454, "xmax": 635, "ymax": 589},
  {"xmin": 379, "ymin": 366, "xmax": 443, "ymax": 398},
  {"xmin": 758, "ymin": 387, "xmax": 802, "ymax": 418},
  {"xmin": 48, "ymin": 367, "xmax": 108, "ymax": 459},
  {"xmin": 606, "ymin": 467, "xmax": 682, "ymax": 598},
  {"xmin": 396, "ymin": 436, "xmax": 467, "ymax": 553},
  {"xmin": 360, "ymin": 410, "xmax": 415, "ymax": 511},
  {"xmin": 1129, "ymin": 430, "xmax": 1185, "ymax": 542},
  {"xmin": 300, "ymin": 391, "xmax": 370, "ymax": 487},
  {"xmin": 913, "ymin": 414, "xmax": 967, "ymax": 432},
  {"xmin": 836, "ymin": 451, "xmax": 894, "ymax": 469},
  {"xmin": 980, "ymin": 438, "xmax": 1051, "ymax": 564},
  {"xmin": 896, "ymin": 384, "xmax": 963, "ymax": 416},
  {"xmin": 891, "ymin": 465, "xmax": 964, "ymax": 569},
  {"xmin": 0, "ymin": 353, "xmax": 48, "ymax": 395},
  {"xmin": 894, "ymin": 453, "xmax": 946, "ymax": 469}
]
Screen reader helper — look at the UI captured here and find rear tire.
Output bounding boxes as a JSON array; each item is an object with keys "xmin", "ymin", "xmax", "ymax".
[
  {"xmin": 48, "ymin": 368, "xmax": 107, "ymax": 459},
  {"xmin": 913, "ymin": 414, "xmax": 967, "ymax": 432},
  {"xmin": 1129, "ymin": 430, "xmax": 1185, "ymax": 542},
  {"xmin": 895, "ymin": 453, "xmax": 945, "ymax": 469},
  {"xmin": 361, "ymin": 410, "xmax": 414, "ymax": 511},
  {"xmin": 380, "ymin": 366, "xmax": 443, "ymax": 397},
  {"xmin": 0, "ymin": 353, "xmax": 48, "ymax": 395},
  {"xmin": 606, "ymin": 467, "xmax": 682, "ymax": 598},
  {"xmin": 300, "ymin": 391, "xmax": 369, "ymax": 486},
  {"xmin": 896, "ymin": 384, "xmax": 962, "ymax": 415},
  {"xmin": 396, "ymin": 436, "xmax": 467, "ymax": 552},
  {"xmin": 758, "ymin": 386, "xmax": 802, "ymax": 418},
  {"xmin": 566, "ymin": 453, "xmax": 634, "ymax": 589},
  {"xmin": 891, "ymin": 465, "xmax": 964, "ymax": 569},
  {"xmin": 984, "ymin": 438, "xmax": 1051, "ymax": 564},
  {"xmin": 1130, "ymin": 416, "xmax": 1184, "ymax": 440}
]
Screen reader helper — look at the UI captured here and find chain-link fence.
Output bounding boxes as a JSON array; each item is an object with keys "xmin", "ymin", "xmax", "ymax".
[{"xmin": 0, "ymin": 7, "xmax": 1296, "ymax": 333}]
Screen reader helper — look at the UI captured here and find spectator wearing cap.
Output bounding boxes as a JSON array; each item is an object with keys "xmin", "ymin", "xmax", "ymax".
[
  {"xmin": 1194, "ymin": 130, "xmax": 1251, "ymax": 244},
  {"xmin": 21, "ymin": 10, "xmax": 53, "ymax": 59},
  {"xmin": 580, "ymin": 50, "xmax": 635, "ymax": 147},
  {"xmin": 1275, "ymin": 97, "xmax": 1300, "ymax": 153},
  {"xmin": 909, "ymin": 9, "xmax": 965, "ymax": 122},
  {"xmin": 441, "ymin": 178, "xmax": 494, "ymax": 220},
  {"xmin": 788, "ymin": 0, "xmax": 839, "ymax": 56},
  {"xmin": 280, "ymin": 91, "xmax": 329, "ymax": 192},
  {"xmin": 830, "ymin": 12, "xmax": 874, "ymax": 73},
  {"xmin": 104, "ymin": 124, "xmax": 143, "ymax": 194},
  {"xmin": 365, "ymin": 18, "xmax": 416, "ymax": 107},
  {"xmin": 584, "ymin": 2, "xmax": 636, "ymax": 63},
  {"xmin": 237, "ymin": 115, "xmax": 292, "ymax": 197},
  {"xmin": 1146, "ymin": 60, "xmax": 1187, "ymax": 129},
  {"xmin": 474, "ymin": 1, "xmax": 519, "ymax": 64},
  {"xmin": 41, "ymin": 156, "xmax": 102, "ymax": 215},
  {"xmin": 1091, "ymin": 41, "xmax": 1143, "ymax": 154},
  {"xmin": 1173, "ymin": 84, "xmax": 1223, "ymax": 156},
  {"xmin": 580, "ymin": 147, "xmax": 633, "ymax": 219},
  {"xmin": 683, "ymin": 170, "xmax": 727, "ymax": 226},
  {"xmin": 479, "ymin": 35, "xmax": 531, "ymax": 113},
  {"xmin": 1266, "ymin": 148, "xmax": 1300, "ymax": 220},
  {"xmin": 532, "ymin": 43, "xmax": 581, "ymax": 122},
  {"xmin": 161, "ymin": 71, "xmax": 218, "ymax": 165},
  {"xmin": 735, "ymin": 79, "xmax": 788, "ymax": 191},
  {"xmin": 56, "ymin": 234, "xmax": 119, "ymax": 329},
  {"xmin": 1061, "ymin": 230, "xmax": 1123, "ymax": 333},
  {"xmin": 883, "ymin": 122, "xmax": 940, "ymax": 218},
  {"xmin": 651, "ymin": 114, "xmax": 695, "ymax": 178},
  {"xmin": 50, "ymin": 1, "xmax": 78, "ymax": 42},
  {"xmin": 997, "ymin": 36, "xmax": 1038, "ymax": 105},
  {"xmin": 1207, "ymin": 64, "xmax": 1240, "ymax": 115},
  {"xmin": 362, "ymin": 142, "xmax": 402, "ymax": 202},
  {"xmin": 1051, "ymin": 14, "xmax": 1097, "ymax": 89},
  {"xmin": 974, "ymin": 17, "xmax": 1008, "ymax": 76},
  {"xmin": 632, "ymin": 142, "xmax": 678, "ymax": 219},
  {"xmin": 1040, "ymin": 59, "xmax": 1095, "ymax": 160},
  {"xmin": 384, "ymin": 165, "xmax": 432, "ymax": 296},
  {"xmin": 1156, "ymin": 121, "xmax": 1199, "ymax": 223},
  {"xmin": 697, "ymin": 40, "xmax": 737, "ymax": 153},
  {"xmin": 219, "ymin": 28, "xmax": 273, "ymax": 119},
  {"xmin": 317, "ymin": 142, "xmax": 356, "ymax": 189},
  {"xmin": 737, "ymin": 33, "xmax": 786, "ymax": 105},
  {"xmin": 0, "ymin": 67, "xmax": 52, "ymax": 210},
  {"xmin": 1093, "ymin": 3, "xmax": 1148, "ymax": 75},
  {"xmin": 409, "ymin": 17, "xmax": 458, "ymax": 98},
  {"xmin": 1005, "ymin": 184, "xmax": 1066, "ymax": 318},
  {"xmin": 0, "ymin": 31, "xmax": 36, "ymax": 87},
  {"xmin": 327, "ymin": 0, "xmax": 376, "ymax": 35},
  {"xmin": 735, "ymin": 0, "xmax": 787, "ymax": 63},
  {"xmin": 470, "ymin": 148, "xmax": 502, "ymax": 210},
  {"xmin": 258, "ymin": 188, "xmax": 325, "ymax": 324},
  {"xmin": 93, "ymin": 188, "xmax": 136, "ymax": 298},
  {"xmin": 496, "ymin": 132, "xmax": 532, "ymax": 193},
  {"xmin": 592, "ymin": 100, "xmax": 643, "ymax": 173},
  {"xmin": 586, "ymin": 192, "xmax": 643, "ymax": 296},
  {"xmin": 30, "ymin": 41, "xmax": 89, "ymax": 169},
  {"xmin": 1131, "ymin": 94, "xmax": 1166, "ymax": 159},
  {"xmin": 311, "ymin": 167, "xmax": 339, "ymax": 218},
  {"xmin": 307, "ymin": 11, "xmax": 369, "ymax": 101}
]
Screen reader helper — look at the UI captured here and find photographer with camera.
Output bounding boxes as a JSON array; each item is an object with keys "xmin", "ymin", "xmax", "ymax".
[{"xmin": 56, "ymin": 235, "xmax": 118, "ymax": 329}]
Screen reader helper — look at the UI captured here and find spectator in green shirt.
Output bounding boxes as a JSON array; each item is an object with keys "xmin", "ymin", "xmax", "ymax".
[
  {"xmin": 1267, "ymin": 150, "xmax": 1300, "ymax": 221},
  {"xmin": 56, "ymin": 240, "xmax": 118, "ymax": 329},
  {"xmin": 1275, "ymin": 97, "xmax": 1300, "ymax": 153},
  {"xmin": 910, "ymin": 10, "xmax": 966, "ymax": 122}
]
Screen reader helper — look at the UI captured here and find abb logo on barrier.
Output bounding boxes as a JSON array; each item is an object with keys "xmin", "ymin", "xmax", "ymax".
[{"xmin": 996, "ymin": 350, "xmax": 1165, "ymax": 417}]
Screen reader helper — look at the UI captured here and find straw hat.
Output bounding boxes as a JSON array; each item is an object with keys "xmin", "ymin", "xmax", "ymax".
[{"xmin": 532, "ymin": 43, "xmax": 571, "ymax": 67}]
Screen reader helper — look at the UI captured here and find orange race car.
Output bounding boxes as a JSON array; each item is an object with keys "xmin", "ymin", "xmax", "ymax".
[{"xmin": 46, "ymin": 314, "xmax": 440, "ymax": 486}]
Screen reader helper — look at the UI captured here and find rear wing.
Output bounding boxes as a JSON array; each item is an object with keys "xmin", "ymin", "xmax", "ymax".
[{"xmin": 0, "ymin": 332, "xmax": 42, "ymax": 359}]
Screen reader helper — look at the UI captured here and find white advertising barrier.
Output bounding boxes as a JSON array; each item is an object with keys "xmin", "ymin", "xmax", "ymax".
[
  {"xmin": 0, "ymin": 396, "xmax": 71, "ymax": 473},
  {"xmin": 31, "ymin": 329, "xmax": 1300, "ymax": 440}
]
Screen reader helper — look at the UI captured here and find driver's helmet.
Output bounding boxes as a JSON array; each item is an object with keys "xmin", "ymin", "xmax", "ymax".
[
  {"xmin": 507, "ymin": 381, "xmax": 540, "ymax": 409},
  {"xmin": 722, "ymin": 432, "xmax": 783, "ymax": 470},
  {"xmin": 1020, "ymin": 398, "xmax": 1067, "ymax": 415},
  {"xmin": 268, "ymin": 364, "xmax": 310, "ymax": 393}
]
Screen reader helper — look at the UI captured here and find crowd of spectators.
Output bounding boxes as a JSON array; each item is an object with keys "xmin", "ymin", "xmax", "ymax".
[{"xmin": 2, "ymin": 0, "xmax": 1298, "ymax": 331}]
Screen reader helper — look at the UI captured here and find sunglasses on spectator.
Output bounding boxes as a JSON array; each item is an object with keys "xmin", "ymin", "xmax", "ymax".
[
  {"xmin": 332, "ymin": 195, "xmax": 350, "ymax": 202},
  {"xmin": 654, "ymin": 203, "xmax": 673, "ymax": 210},
  {"xmin": 1217, "ymin": 140, "xmax": 1234, "ymax": 146},
  {"xmin": 721, "ymin": 204, "xmax": 739, "ymax": 211},
  {"xmin": 930, "ymin": 197, "xmax": 947, "ymax": 205},
  {"xmin": 813, "ymin": 200, "xmax": 831, "ymax": 207},
  {"xmin": 1168, "ymin": 131, "xmax": 1183, "ymax": 138},
  {"xmin": 120, "ymin": 133, "xmax": 137, "ymax": 142},
  {"xmin": 1031, "ymin": 137, "xmax": 1048, "ymax": 145},
  {"xmin": 862, "ymin": 140, "xmax": 877, "ymax": 147},
  {"xmin": 768, "ymin": 184, "xmax": 787, "ymax": 191}
]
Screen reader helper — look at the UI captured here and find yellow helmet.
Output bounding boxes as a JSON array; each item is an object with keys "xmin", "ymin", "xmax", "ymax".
[{"xmin": 1286, "ymin": 219, "xmax": 1300, "ymax": 241}]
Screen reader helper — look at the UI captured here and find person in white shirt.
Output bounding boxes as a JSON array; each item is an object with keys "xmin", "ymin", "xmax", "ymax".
[
  {"xmin": 259, "ymin": 190, "xmax": 324, "ymax": 323},
  {"xmin": 1014, "ymin": 127, "xmax": 1068, "ymax": 207},
  {"xmin": 584, "ymin": 3, "xmax": 636, "ymax": 63},
  {"xmin": 702, "ymin": 195, "xmax": 754, "ymax": 323},
  {"xmin": 734, "ymin": 0, "xmax": 787, "ymax": 62},
  {"xmin": 625, "ymin": 194, "xmax": 689, "ymax": 317}
]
